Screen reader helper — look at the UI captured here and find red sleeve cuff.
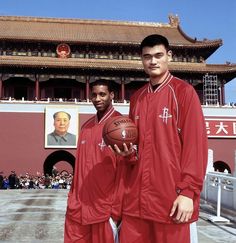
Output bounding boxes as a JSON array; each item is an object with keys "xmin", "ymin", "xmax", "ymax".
[{"xmin": 179, "ymin": 188, "xmax": 194, "ymax": 199}]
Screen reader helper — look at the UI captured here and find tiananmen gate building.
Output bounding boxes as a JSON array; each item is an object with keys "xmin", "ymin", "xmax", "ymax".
[{"xmin": 0, "ymin": 15, "xmax": 235, "ymax": 176}]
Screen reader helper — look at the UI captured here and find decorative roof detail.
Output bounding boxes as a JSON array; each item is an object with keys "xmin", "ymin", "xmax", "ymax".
[
  {"xmin": 56, "ymin": 43, "xmax": 71, "ymax": 58},
  {"xmin": 168, "ymin": 15, "xmax": 180, "ymax": 27}
]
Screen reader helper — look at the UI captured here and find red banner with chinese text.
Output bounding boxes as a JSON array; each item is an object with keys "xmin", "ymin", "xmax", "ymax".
[{"xmin": 205, "ymin": 118, "xmax": 236, "ymax": 138}]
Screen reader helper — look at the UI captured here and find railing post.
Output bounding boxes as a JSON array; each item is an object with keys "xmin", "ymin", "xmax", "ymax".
[
  {"xmin": 207, "ymin": 173, "xmax": 230, "ymax": 223},
  {"xmin": 216, "ymin": 177, "xmax": 221, "ymax": 217}
]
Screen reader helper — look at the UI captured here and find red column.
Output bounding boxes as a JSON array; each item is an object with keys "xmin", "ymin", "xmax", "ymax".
[
  {"xmin": 121, "ymin": 78, "xmax": 125, "ymax": 102},
  {"xmin": 0, "ymin": 75, "xmax": 2, "ymax": 98},
  {"xmin": 35, "ymin": 75, "xmax": 40, "ymax": 100},
  {"xmin": 86, "ymin": 77, "xmax": 90, "ymax": 101}
]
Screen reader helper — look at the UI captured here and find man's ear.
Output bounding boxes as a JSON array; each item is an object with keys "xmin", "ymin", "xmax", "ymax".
[
  {"xmin": 110, "ymin": 91, "xmax": 115, "ymax": 100},
  {"xmin": 167, "ymin": 50, "xmax": 173, "ymax": 62}
]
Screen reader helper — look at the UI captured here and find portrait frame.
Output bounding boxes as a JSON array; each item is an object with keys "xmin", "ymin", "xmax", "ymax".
[{"xmin": 45, "ymin": 106, "xmax": 78, "ymax": 148}]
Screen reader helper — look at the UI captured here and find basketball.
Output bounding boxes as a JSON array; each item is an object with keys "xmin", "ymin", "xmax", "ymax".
[{"xmin": 102, "ymin": 116, "xmax": 138, "ymax": 150}]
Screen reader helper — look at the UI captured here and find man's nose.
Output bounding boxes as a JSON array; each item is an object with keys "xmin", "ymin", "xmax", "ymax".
[
  {"xmin": 150, "ymin": 56, "xmax": 157, "ymax": 64},
  {"xmin": 95, "ymin": 95, "xmax": 101, "ymax": 101}
]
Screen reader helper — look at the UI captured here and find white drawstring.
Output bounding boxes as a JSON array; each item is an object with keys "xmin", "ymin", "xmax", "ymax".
[{"xmin": 109, "ymin": 217, "xmax": 121, "ymax": 243}]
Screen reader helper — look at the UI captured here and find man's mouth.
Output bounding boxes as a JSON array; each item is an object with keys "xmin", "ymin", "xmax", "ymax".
[
  {"xmin": 150, "ymin": 66, "xmax": 160, "ymax": 70},
  {"xmin": 95, "ymin": 103, "xmax": 103, "ymax": 107}
]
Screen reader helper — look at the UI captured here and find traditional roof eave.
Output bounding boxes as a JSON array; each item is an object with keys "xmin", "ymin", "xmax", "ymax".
[{"xmin": 0, "ymin": 56, "xmax": 235, "ymax": 79}]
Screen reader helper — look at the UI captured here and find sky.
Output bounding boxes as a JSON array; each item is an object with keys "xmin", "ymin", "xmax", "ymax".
[{"xmin": 1, "ymin": 0, "xmax": 236, "ymax": 103}]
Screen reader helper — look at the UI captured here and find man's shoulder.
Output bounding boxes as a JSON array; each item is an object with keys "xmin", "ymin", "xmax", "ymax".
[
  {"xmin": 171, "ymin": 76, "xmax": 192, "ymax": 89},
  {"xmin": 113, "ymin": 110, "xmax": 122, "ymax": 117},
  {"xmin": 168, "ymin": 76, "xmax": 197, "ymax": 95},
  {"xmin": 131, "ymin": 83, "xmax": 148, "ymax": 100},
  {"xmin": 81, "ymin": 115, "xmax": 96, "ymax": 129}
]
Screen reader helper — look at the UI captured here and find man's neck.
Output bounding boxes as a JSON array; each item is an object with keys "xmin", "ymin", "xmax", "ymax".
[
  {"xmin": 150, "ymin": 71, "xmax": 169, "ymax": 86},
  {"xmin": 97, "ymin": 104, "xmax": 112, "ymax": 122},
  {"xmin": 97, "ymin": 112, "xmax": 104, "ymax": 122}
]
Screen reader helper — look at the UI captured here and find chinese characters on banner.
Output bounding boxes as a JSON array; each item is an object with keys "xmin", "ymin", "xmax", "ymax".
[{"xmin": 205, "ymin": 119, "xmax": 236, "ymax": 138}]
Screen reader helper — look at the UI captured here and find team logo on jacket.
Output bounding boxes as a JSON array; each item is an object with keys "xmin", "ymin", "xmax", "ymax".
[
  {"xmin": 159, "ymin": 107, "xmax": 172, "ymax": 124},
  {"xmin": 98, "ymin": 138, "xmax": 106, "ymax": 151}
]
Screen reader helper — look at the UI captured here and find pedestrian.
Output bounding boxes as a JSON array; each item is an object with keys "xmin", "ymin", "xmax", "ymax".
[
  {"xmin": 52, "ymin": 166, "xmax": 58, "ymax": 177},
  {"xmin": 64, "ymin": 79, "xmax": 129, "ymax": 243},
  {"xmin": 0, "ymin": 171, "xmax": 4, "ymax": 189},
  {"xmin": 115, "ymin": 34, "xmax": 208, "ymax": 243},
  {"xmin": 8, "ymin": 171, "xmax": 16, "ymax": 189}
]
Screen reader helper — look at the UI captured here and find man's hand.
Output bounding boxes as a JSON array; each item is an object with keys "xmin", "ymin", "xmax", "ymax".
[
  {"xmin": 109, "ymin": 143, "xmax": 134, "ymax": 157},
  {"xmin": 169, "ymin": 195, "xmax": 193, "ymax": 223}
]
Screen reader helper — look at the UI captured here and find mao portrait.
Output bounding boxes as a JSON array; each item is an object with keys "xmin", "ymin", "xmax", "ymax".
[{"xmin": 45, "ymin": 107, "xmax": 78, "ymax": 148}]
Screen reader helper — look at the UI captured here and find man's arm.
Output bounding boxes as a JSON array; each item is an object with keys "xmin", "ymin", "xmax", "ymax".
[{"xmin": 171, "ymin": 85, "xmax": 208, "ymax": 222}]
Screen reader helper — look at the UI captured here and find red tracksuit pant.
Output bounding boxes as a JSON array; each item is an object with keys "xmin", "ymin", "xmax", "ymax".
[
  {"xmin": 64, "ymin": 217, "xmax": 114, "ymax": 243},
  {"xmin": 119, "ymin": 215, "xmax": 190, "ymax": 243}
]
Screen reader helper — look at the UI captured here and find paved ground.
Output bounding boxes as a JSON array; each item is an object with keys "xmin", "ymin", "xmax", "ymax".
[{"xmin": 0, "ymin": 189, "xmax": 235, "ymax": 243}]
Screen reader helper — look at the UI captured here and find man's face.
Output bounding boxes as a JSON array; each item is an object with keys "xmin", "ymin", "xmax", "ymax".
[
  {"xmin": 91, "ymin": 85, "xmax": 114, "ymax": 112},
  {"xmin": 54, "ymin": 112, "xmax": 70, "ymax": 136},
  {"xmin": 141, "ymin": 44, "xmax": 172, "ymax": 79}
]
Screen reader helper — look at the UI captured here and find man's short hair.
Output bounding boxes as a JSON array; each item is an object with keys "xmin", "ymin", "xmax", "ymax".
[
  {"xmin": 90, "ymin": 79, "xmax": 114, "ymax": 93},
  {"xmin": 140, "ymin": 34, "xmax": 170, "ymax": 52},
  {"xmin": 53, "ymin": 111, "xmax": 71, "ymax": 120}
]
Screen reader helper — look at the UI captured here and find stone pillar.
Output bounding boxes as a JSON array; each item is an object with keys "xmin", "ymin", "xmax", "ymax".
[
  {"xmin": 202, "ymin": 149, "xmax": 214, "ymax": 201},
  {"xmin": 206, "ymin": 149, "xmax": 214, "ymax": 173}
]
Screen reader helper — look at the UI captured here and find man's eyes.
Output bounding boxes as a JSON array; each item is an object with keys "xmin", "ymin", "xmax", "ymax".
[
  {"xmin": 143, "ymin": 54, "xmax": 163, "ymax": 59},
  {"xmin": 91, "ymin": 93, "xmax": 106, "ymax": 98}
]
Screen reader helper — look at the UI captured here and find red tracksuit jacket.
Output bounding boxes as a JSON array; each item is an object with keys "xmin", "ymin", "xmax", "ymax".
[
  {"xmin": 65, "ymin": 106, "xmax": 126, "ymax": 225},
  {"xmin": 123, "ymin": 73, "xmax": 208, "ymax": 224}
]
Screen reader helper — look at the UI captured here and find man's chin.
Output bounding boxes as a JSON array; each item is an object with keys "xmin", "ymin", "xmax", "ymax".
[
  {"xmin": 95, "ymin": 106, "xmax": 104, "ymax": 111},
  {"xmin": 149, "ymin": 72, "xmax": 161, "ymax": 77}
]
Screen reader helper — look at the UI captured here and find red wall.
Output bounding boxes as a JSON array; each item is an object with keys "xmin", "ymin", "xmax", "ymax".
[
  {"xmin": 208, "ymin": 138, "xmax": 235, "ymax": 172},
  {"xmin": 0, "ymin": 112, "xmax": 91, "ymax": 175},
  {"xmin": 0, "ymin": 112, "xmax": 235, "ymax": 176}
]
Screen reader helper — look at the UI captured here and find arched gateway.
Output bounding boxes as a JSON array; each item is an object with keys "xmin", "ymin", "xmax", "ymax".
[{"xmin": 43, "ymin": 150, "xmax": 75, "ymax": 176}]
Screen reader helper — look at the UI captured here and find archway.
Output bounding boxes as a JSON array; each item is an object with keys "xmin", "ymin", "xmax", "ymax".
[
  {"xmin": 213, "ymin": 161, "xmax": 231, "ymax": 173},
  {"xmin": 43, "ymin": 150, "xmax": 75, "ymax": 176}
]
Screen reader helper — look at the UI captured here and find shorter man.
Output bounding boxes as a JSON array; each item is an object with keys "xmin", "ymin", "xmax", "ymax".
[
  {"xmin": 47, "ymin": 111, "xmax": 76, "ymax": 146},
  {"xmin": 64, "ymin": 79, "xmax": 128, "ymax": 243}
]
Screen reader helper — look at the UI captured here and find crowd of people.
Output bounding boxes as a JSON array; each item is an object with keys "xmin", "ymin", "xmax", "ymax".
[{"xmin": 0, "ymin": 170, "xmax": 73, "ymax": 190}]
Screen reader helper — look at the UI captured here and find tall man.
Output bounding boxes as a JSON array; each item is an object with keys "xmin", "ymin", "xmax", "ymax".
[
  {"xmin": 64, "ymin": 79, "xmax": 127, "ymax": 243},
  {"xmin": 117, "ymin": 34, "xmax": 208, "ymax": 243}
]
